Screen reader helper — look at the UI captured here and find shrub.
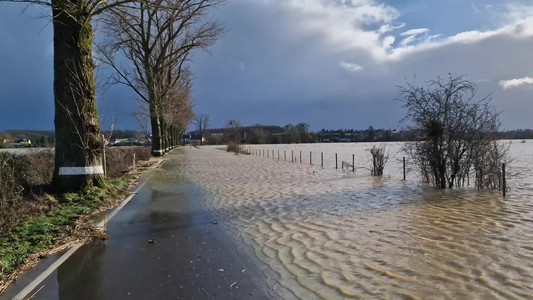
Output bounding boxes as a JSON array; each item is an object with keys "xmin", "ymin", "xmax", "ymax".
[
  {"xmin": 368, "ymin": 144, "xmax": 388, "ymax": 176},
  {"xmin": 0, "ymin": 150, "xmax": 54, "ymax": 200},
  {"xmin": 226, "ymin": 142, "xmax": 242, "ymax": 154},
  {"xmin": 0, "ymin": 147, "xmax": 151, "ymax": 233},
  {"xmin": 104, "ymin": 147, "xmax": 151, "ymax": 178},
  {"xmin": 0, "ymin": 153, "xmax": 23, "ymax": 204},
  {"xmin": 0, "ymin": 150, "xmax": 54, "ymax": 236},
  {"xmin": 399, "ymin": 74, "xmax": 507, "ymax": 189}
]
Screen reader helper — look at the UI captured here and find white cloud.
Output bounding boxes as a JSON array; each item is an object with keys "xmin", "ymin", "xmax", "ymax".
[
  {"xmin": 388, "ymin": 17, "xmax": 533, "ymax": 60},
  {"xmin": 262, "ymin": 0, "xmax": 400, "ymax": 59},
  {"xmin": 500, "ymin": 3, "xmax": 533, "ymax": 26},
  {"xmin": 378, "ymin": 23, "xmax": 405, "ymax": 34},
  {"xmin": 191, "ymin": 0, "xmax": 533, "ymax": 130},
  {"xmin": 499, "ymin": 77, "xmax": 533, "ymax": 90},
  {"xmin": 400, "ymin": 28, "xmax": 430, "ymax": 36},
  {"xmin": 471, "ymin": 1, "xmax": 480, "ymax": 14},
  {"xmin": 257, "ymin": 0, "xmax": 533, "ymax": 62},
  {"xmin": 382, "ymin": 35, "xmax": 395, "ymax": 49},
  {"xmin": 340, "ymin": 61, "xmax": 363, "ymax": 72}
]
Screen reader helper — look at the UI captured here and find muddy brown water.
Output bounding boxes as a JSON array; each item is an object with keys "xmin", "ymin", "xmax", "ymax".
[{"xmin": 180, "ymin": 142, "xmax": 533, "ymax": 299}]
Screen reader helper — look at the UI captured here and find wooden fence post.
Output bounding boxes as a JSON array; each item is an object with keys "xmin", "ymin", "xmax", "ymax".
[
  {"xmin": 321, "ymin": 152, "xmax": 323, "ymax": 168},
  {"xmin": 502, "ymin": 163, "xmax": 506, "ymax": 197},
  {"xmin": 335, "ymin": 153, "xmax": 338, "ymax": 169},
  {"xmin": 310, "ymin": 151, "xmax": 312, "ymax": 165},
  {"xmin": 403, "ymin": 157, "xmax": 406, "ymax": 181},
  {"xmin": 352, "ymin": 154, "xmax": 355, "ymax": 172}
]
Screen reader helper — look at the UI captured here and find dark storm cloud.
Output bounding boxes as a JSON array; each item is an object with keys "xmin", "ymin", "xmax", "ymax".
[
  {"xmin": 191, "ymin": 0, "xmax": 533, "ymax": 130},
  {"xmin": 0, "ymin": 4, "xmax": 54, "ymax": 129},
  {"xmin": 0, "ymin": 0, "xmax": 532, "ymax": 131},
  {"xmin": 0, "ymin": 4, "xmax": 138, "ymax": 130}
]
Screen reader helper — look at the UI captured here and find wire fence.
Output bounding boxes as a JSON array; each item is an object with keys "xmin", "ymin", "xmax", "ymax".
[{"xmin": 247, "ymin": 146, "xmax": 508, "ymax": 196}]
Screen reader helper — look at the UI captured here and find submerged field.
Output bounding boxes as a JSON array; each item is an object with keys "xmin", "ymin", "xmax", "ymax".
[{"xmin": 177, "ymin": 142, "xmax": 533, "ymax": 299}]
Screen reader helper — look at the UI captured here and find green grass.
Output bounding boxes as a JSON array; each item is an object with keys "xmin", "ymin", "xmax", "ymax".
[{"xmin": 0, "ymin": 175, "xmax": 134, "ymax": 278}]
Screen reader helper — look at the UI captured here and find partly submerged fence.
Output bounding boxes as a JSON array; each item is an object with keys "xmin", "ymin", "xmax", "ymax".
[{"xmin": 248, "ymin": 147, "xmax": 508, "ymax": 197}]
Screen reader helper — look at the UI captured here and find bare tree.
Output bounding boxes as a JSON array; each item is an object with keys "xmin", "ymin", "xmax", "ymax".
[
  {"xmin": 132, "ymin": 103, "xmax": 151, "ymax": 141},
  {"xmin": 1, "ymin": 0, "xmax": 164, "ymax": 190},
  {"xmin": 296, "ymin": 122, "xmax": 310, "ymax": 143},
  {"xmin": 368, "ymin": 144, "xmax": 388, "ymax": 176},
  {"xmin": 98, "ymin": 0, "xmax": 224, "ymax": 156},
  {"xmin": 250, "ymin": 124, "xmax": 267, "ymax": 144},
  {"xmin": 225, "ymin": 119, "xmax": 242, "ymax": 154},
  {"xmin": 193, "ymin": 114, "xmax": 209, "ymax": 145},
  {"xmin": 399, "ymin": 74, "xmax": 507, "ymax": 189},
  {"xmin": 192, "ymin": 114, "xmax": 208, "ymax": 144},
  {"xmin": 162, "ymin": 74, "xmax": 194, "ymax": 147}
]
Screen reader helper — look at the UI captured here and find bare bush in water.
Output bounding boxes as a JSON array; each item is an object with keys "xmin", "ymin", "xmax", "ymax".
[
  {"xmin": 368, "ymin": 144, "xmax": 388, "ymax": 176},
  {"xmin": 226, "ymin": 142, "xmax": 243, "ymax": 154},
  {"xmin": 399, "ymin": 74, "xmax": 508, "ymax": 190}
]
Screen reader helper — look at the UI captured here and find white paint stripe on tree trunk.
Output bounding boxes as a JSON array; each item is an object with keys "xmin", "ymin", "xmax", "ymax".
[
  {"xmin": 153, "ymin": 150, "xmax": 164, "ymax": 154},
  {"xmin": 58, "ymin": 166, "xmax": 104, "ymax": 175}
]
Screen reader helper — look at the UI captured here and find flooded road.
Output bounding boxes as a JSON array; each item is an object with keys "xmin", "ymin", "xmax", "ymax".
[
  {"xmin": 2, "ymin": 153, "xmax": 273, "ymax": 300},
  {"xmin": 182, "ymin": 143, "xmax": 533, "ymax": 299},
  {"xmin": 4, "ymin": 142, "xmax": 533, "ymax": 299}
]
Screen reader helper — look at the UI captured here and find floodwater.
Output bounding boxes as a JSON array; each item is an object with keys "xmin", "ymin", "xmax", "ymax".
[
  {"xmin": 180, "ymin": 141, "xmax": 533, "ymax": 299},
  {"xmin": 0, "ymin": 148, "xmax": 50, "ymax": 155}
]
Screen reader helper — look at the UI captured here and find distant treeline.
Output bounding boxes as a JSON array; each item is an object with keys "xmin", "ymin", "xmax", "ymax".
[
  {"xmin": 196, "ymin": 125, "xmax": 533, "ymax": 145},
  {"xmin": 495, "ymin": 129, "xmax": 533, "ymax": 140},
  {"xmin": 2, "ymin": 127, "xmax": 533, "ymax": 148},
  {"xmin": 200, "ymin": 125, "xmax": 414, "ymax": 144},
  {"xmin": 0, "ymin": 130, "xmax": 148, "ymax": 148}
]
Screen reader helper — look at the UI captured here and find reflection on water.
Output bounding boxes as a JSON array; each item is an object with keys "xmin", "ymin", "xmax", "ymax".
[
  {"xmin": 57, "ymin": 241, "xmax": 106, "ymax": 299},
  {"xmin": 181, "ymin": 142, "xmax": 533, "ymax": 299}
]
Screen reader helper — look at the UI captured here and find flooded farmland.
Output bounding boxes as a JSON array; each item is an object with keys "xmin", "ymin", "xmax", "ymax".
[{"xmin": 178, "ymin": 141, "xmax": 533, "ymax": 299}]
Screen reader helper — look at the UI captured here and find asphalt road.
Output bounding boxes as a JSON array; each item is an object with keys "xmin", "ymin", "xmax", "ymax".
[{"xmin": 2, "ymin": 153, "xmax": 274, "ymax": 300}]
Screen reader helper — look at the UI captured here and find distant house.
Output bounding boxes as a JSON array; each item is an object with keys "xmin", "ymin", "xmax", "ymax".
[{"xmin": 13, "ymin": 139, "xmax": 32, "ymax": 148}]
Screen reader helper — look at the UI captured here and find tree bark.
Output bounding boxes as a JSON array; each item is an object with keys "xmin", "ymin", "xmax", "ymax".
[
  {"xmin": 160, "ymin": 119, "xmax": 167, "ymax": 153},
  {"xmin": 150, "ymin": 104, "xmax": 163, "ymax": 156},
  {"xmin": 169, "ymin": 125, "xmax": 175, "ymax": 148},
  {"xmin": 52, "ymin": 1, "xmax": 103, "ymax": 191}
]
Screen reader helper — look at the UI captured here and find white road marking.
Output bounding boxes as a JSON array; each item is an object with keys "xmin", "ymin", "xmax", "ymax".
[
  {"xmin": 102, "ymin": 178, "xmax": 150, "ymax": 224},
  {"xmin": 13, "ymin": 244, "xmax": 82, "ymax": 300},
  {"xmin": 12, "ymin": 175, "xmax": 152, "ymax": 300}
]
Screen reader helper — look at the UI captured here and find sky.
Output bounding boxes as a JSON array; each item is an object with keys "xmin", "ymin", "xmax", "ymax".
[{"xmin": 0, "ymin": 0, "xmax": 532, "ymax": 131}]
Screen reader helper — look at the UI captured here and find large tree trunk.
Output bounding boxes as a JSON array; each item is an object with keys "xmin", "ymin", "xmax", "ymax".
[
  {"xmin": 150, "ymin": 105, "xmax": 163, "ymax": 156},
  {"xmin": 160, "ymin": 119, "xmax": 167, "ymax": 153},
  {"xmin": 169, "ymin": 125, "xmax": 174, "ymax": 148},
  {"xmin": 164, "ymin": 121, "xmax": 169, "ymax": 151},
  {"xmin": 52, "ymin": 2, "xmax": 103, "ymax": 191}
]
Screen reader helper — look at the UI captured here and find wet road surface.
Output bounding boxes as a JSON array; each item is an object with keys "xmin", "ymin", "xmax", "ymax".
[{"xmin": 3, "ymin": 153, "xmax": 273, "ymax": 299}]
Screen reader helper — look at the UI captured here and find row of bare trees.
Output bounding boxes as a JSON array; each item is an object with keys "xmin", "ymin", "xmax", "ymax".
[
  {"xmin": 98, "ymin": 0, "xmax": 222, "ymax": 156},
  {"xmin": 4, "ymin": 0, "xmax": 223, "ymax": 190}
]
